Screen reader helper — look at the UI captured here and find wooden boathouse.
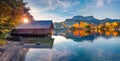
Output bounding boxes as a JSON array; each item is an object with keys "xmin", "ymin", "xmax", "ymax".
[{"xmin": 11, "ymin": 20, "xmax": 54, "ymax": 37}]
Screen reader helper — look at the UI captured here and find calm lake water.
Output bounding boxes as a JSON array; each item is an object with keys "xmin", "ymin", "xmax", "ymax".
[{"xmin": 25, "ymin": 30, "xmax": 120, "ymax": 61}]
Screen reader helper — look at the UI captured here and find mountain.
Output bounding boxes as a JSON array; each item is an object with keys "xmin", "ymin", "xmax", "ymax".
[{"xmin": 54, "ymin": 15, "xmax": 120, "ymax": 29}]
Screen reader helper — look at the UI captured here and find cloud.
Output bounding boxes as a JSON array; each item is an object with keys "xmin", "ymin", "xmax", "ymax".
[
  {"xmin": 24, "ymin": 0, "xmax": 120, "ymax": 22},
  {"xmin": 57, "ymin": 0, "xmax": 80, "ymax": 12},
  {"xmin": 57, "ymin": 0, "xmax": 71, "ymax": 12},
  {"xmin": 41, "ymin": 0, "xmax": 79, "ymax": 12},
  {"xmin": 24, "ymin": 0, "xmax": 79, "ymax": 22},
  {"xmin": 40, "ymin": 0, "xmax": 58, "ymax": 11},
  {"xmin": 96, "ymin": 0, "xmax": 104, "ymax": 7},
  {"xmin": 29, "ymin": 6, "xmax": 68, "ymax": 22},
  {"xmin": 106, "ymin": 0, "xmax": 112, "ymax": 4},
  {"xmin": 96, "ymin": 0, "xmax": 115, "ymax": 7}
]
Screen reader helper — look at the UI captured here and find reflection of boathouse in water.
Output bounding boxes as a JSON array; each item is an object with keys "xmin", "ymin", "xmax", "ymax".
[
  {"xmin": 11, "ymin": 20, "xmax": 54, "ymax": 37},
  {"xmin": 22, "ymin": 37, "xmax": 54, "ymax": 49},
  {"xmin": 13, "ymin": 37, "xmax": 54, "ymax": 61}
]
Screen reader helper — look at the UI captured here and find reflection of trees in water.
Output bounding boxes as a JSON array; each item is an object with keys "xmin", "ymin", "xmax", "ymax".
[
  {"xmin": 72, "ymin": 30, "xmax": 120, "ymax": 37},
  {"xmin": 73, "ymin": 30, "xmax": 91, "ymax": 37},
  {"xmin": 95, "ymin": 30, "xmax": 120, "ymax": 37},
  {"xmin": 55, "ymin": 29, "xmax": 120, "ymax": 42},
  {"xmin": 65, "ymin": 35, "xmax": 95, "ymax": 42}
]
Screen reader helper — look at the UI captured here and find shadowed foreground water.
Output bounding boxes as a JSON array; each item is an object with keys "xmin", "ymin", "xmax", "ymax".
[{"xmin": 24, "ymin": 34, "xmax": 120, "ymax": 61}]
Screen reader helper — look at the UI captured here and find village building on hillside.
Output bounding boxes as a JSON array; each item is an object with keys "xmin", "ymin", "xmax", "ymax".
[{"xmin": 11, "ymin": 20, "xmax": 54, "ymax": 37}]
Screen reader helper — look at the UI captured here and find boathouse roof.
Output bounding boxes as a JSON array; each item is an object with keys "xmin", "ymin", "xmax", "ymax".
[{"xmin": 15, "ymin": 20, "xmax": 54, "ymax": 29}]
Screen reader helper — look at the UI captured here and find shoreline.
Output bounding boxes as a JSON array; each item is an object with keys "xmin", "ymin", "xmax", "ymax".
[{"xmin": 0, "ymin": 41, "xmax": 27, "ymax": 61}]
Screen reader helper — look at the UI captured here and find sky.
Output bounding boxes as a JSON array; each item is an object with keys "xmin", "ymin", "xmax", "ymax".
[{"xmin": 24, "ymin": 0, "xmax": 120, "ymax": 22}]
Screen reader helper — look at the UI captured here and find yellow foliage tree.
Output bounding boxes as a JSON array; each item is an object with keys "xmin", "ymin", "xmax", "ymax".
[
  {"xmin": 73, "ymin": 22, "xmax": 79, "ymax": 28},
  {"xmin": 79, "ymin": 22, "xmax": 89, "ymax": 29}
]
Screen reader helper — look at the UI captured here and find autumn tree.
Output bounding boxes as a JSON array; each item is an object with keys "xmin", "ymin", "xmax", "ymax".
[
  {"xmin": 73, "ymin": 22, "xmax": 79, "ymax": 28},
  {"xmin": 111, "ymin": 22, "xmax": 119, "ymax": 28},
  {"xmin": 0, "ymin": 0, "xmax": 33, "ymax": 39}
]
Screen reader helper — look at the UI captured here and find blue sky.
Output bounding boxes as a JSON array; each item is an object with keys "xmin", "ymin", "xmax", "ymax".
[{"xmin": 24, "ymin": 0, "xmax": 120, "ymax": 22}]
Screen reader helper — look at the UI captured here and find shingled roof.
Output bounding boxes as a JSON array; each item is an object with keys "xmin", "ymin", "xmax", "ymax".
[{"xmin": 15, "ymin": 20, "xmax": 54, "ymax": 29}]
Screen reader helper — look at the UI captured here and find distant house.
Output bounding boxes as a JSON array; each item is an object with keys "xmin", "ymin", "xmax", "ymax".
[{"xmin": 11, "ymin": 20, "xmax": 54, "ymax": 37}]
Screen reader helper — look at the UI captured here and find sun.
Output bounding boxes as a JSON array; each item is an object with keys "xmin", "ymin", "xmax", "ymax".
[{"xmin": 24, "ymin": 19, "xmax": 29, "ymax": 23}]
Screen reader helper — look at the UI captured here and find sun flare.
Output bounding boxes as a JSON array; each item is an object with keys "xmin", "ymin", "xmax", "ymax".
[{"xmin": 24, "ymin": 19, "xmax": 29, "ymax": 23}]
